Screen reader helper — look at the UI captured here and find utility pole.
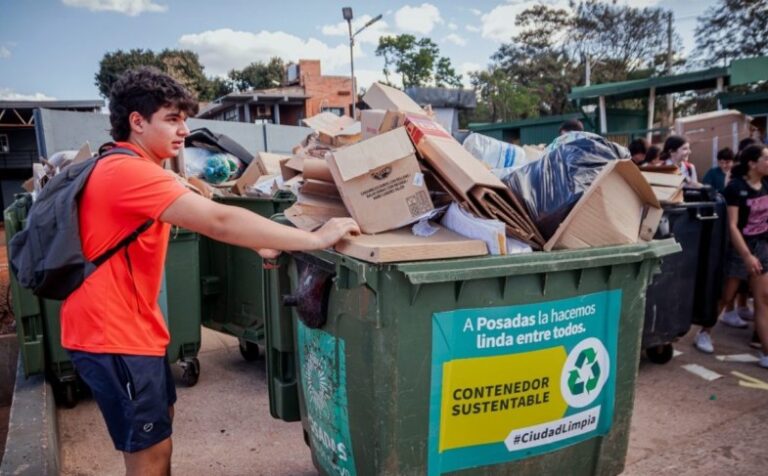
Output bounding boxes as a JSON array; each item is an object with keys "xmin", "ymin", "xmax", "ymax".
[
  {"xmin": 666, "ymin": 10, "xmax": 674, "ymax": 127},
  {"xmin": 342, "ymin": 8, "xmax": 382, "ymax": 119}
]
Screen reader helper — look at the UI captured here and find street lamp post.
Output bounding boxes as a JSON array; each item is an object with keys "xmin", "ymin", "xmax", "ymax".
[{"xmin": 342, "ymin": 7, "xmax": 382, "ymax": 118}]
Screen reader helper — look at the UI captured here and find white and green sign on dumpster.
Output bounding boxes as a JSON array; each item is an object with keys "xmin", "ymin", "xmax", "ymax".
[{"xmin": 428, "ymin": 290, "xmax": 622, "ymax": 475}]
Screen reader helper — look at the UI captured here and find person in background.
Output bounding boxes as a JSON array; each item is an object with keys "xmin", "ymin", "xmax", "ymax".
[
  {"xmin": 558, "ymin": 119, "xmax": 584, "ymax": 135},
  {"xmin": 702, "ymin": 147, "xmax": 735, "ymax": 193},
  {"xmin": 628, "ymin": 138, "xmax": 648, "ymax": 165},
  {"xmin": 660, "ymin": 135, "xmax": 697, "ymax": 183},
  {"xmin": 643, "ymin": 145, "xmax": 662, "ymax": 166},
  {"xmin": 693, "ymin": 144, "xmax": 768, "ymax": 368}
]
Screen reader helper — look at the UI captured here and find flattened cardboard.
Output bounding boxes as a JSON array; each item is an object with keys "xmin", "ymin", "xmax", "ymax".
[
  {"xmin": 404, "ymin": 114, "xmax": 543, "ymax": 246},
  {"xmin": 233, "ymin": 152, "xmax": 269, "ymax": 196},
  {"xmin": 302, "ymin": 112, "xmax": 361, "ymax": 146},
  {"xmin": 284, "ymin": 194, "xmax": 350, "ymax": 231},
  {"xmin": 300, "ymin": 179, "xmax": 340, "ymax": 199},
  {"xmin": 328, "ymin": 127, "xmax": 434, "ymax": 234},
  {"xmin": 279, "ymin": 156, "xmax": 304, "ymax": 181},
  {"xmin": 335, "ymin": 225, "xmax": 488, "ymax": 263},
  {"xmin": 362, "ymin": 82, "xmax": 425, "ymax": 114},
  {"xmin": 258, "ymin": 152, "xmax": 289, "ymax": 176},
  {"xmin": 544, "ymin": 160, "xmax": 662, "ymax": 251},
  {"xmin": 643, "ymin": 171, "xmax": 685, "ymax": 204}
]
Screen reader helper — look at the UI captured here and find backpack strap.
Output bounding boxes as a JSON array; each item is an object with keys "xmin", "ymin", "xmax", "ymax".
[
  {"xmin": 89, "ymin": 143, "xmax": 155, "ymax": 267},
  {"xmin": 92, "ymin": 219, "xmax": 155, "ymax": 266}
]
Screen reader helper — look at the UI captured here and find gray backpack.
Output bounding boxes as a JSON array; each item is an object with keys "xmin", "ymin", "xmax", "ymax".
[{"xmin": 9, "ymin": 145, "xmax": 153, "ymax": 300}]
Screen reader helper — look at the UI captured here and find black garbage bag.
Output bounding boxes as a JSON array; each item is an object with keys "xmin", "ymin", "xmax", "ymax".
[
  {"xmin": 503, "ymin": 134, "xmax": 629, "ymax": 241},
  {"xmin": 184, "ymin": 128, "xmax": 254, "ymax": 165}
]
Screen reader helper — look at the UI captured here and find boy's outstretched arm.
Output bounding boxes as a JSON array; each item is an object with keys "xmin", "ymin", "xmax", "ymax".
[{"xmin": 160, "ymin": 192, "xmax": 359, "ymax": 252}]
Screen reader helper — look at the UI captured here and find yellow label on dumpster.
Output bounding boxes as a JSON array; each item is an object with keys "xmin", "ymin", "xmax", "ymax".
[{"xmin": 439, "ymin": 348, "xmax": 568, "ymax": 451}]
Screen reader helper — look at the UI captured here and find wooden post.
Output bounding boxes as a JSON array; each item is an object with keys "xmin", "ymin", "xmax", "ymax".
[
  {"xmin": 647, "ymin": 87, "xmax": 656, "ymax": 143},
  {"xmin": 599, "ymin": 96, "xmax": 607, "ymax": 134}
]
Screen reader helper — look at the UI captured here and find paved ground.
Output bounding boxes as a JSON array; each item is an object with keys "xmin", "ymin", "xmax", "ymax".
[{"xmin": 56, "ymin": 322, "xmax": 768, "ymax": 476}]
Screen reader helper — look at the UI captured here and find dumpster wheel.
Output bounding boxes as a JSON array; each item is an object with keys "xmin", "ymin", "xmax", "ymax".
[
  {"xmin": 238, "ymin": 339, "xmax": 261, "ymax": 361},
  {"xmin": 56, "ymin": 381, "xmax": 78, "ymax": 409},
  {"xmin": 646, "ymin": 344, "xmax": 674, "ymax": 364},
  {"xmin": 180, "ymin": 357, "xmax": 200, "ymax": 386}
]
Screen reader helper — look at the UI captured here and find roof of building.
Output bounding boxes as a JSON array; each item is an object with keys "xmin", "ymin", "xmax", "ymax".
[
  {"xmin": 468, "ymin": 112, "xmax": 584, "ymax": 131},
  {"xmin": 568, "ymin": 56, "xmax": 768, "ymax": 102},
  {"xmin": 405, "ymin": 87, "xmax": 477, "ymax": 109},
  {"xmin": 0, "ymin": 99, "xmax": 104, "ymax": 109},
  {"xmin": 197, "ymin": 87, "xmax": 309, "ymax": 117}
]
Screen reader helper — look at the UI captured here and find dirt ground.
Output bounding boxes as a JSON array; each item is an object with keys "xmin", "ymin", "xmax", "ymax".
[{"xmin": 55, "ymin": 323, "xmax": 768, "ymax": 476}]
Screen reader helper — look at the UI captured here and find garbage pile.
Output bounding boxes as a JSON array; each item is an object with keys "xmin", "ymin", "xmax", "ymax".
[{"xmin": 25, "ymin": 82, "xmax": 667, "ymax": 264}]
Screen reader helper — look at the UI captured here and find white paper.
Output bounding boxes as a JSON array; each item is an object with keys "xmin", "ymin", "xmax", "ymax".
[
  {"xmin": 441, "ymin": 203, "xmax": 532, "ymax": 255},
  {"xmin": 715, "ymin": 354, "xmax": 760, "ymax": 363},
  {"xmin": 681, "ymin": 364, "xmax": 723, "ymax": 382}
]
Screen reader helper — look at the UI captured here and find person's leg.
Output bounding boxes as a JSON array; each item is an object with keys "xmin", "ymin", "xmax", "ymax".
[
  {"xmin": 695, "ymin": 277, "xmax": 741, "ymax": 353},
  {"xmin": 124, "ymin": 437, "xmax": 172, "ymax": 476},
  {"xmin": 749, "ymin": 273, "xmax": 768, "ymax": 367}
]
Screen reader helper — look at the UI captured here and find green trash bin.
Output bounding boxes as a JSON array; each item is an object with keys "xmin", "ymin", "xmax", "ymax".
[
  {"xmin": 266, "ymin": 235, "xmax": 679, "ymax": 475},
  {"xmin": 199, "ymin": 191, "xmax": 294, "ymax": 361},
  {"xmin": 3, "ymin": 194, "xmax": 203, "ymax": 406}
]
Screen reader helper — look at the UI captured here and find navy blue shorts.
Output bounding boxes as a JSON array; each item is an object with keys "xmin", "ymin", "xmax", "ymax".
[{"xmin": 69, "ymin": 351, "xmax": 177, "ymax": 453}]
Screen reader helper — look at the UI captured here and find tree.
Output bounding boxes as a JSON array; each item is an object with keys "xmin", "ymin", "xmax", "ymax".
[
  {"xmin": 375, "ymin": 34, "xmax": 462, "ymax": 88},
  {"xmin": 694, "ymin": 0, "xmax": 768, "ymax": 67},
  {"xmin": 489, "ymin": 1, "xmax": 677, "ymax": 115},
  {"xmin": 95, "ymin": 49, "xmax": 163, "ymax": 98},
  {"xmin": 94, "ymin": 48, "xmax": 229, "ymax": 101},
  {"xmin": 228, "ymin": 57, "xmax": 285, "ymax": 91},
  {"xmin": 469, "ymin": 68, "xmax": 540, "ymax": 123}
]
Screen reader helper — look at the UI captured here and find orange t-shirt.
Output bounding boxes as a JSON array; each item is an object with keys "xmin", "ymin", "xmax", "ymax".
[{"xmin": 61, "ymin": 142, "xmax": 189, "ymax": 356}]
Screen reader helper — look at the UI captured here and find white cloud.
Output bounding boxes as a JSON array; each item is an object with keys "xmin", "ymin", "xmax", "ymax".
[
  {"xmin": 443, "ymin": 34, "xmax": 467, "ymax": 47},
  {"xmin": 448, "ymin": 22, "xmax": 458, "ymax": 31},
  {"xmin": 178, "ymin": 29, "xmax": 357, "ymax": 77},
  {"xmin": 321, "ymin": 14, "xmax": 395, "ymax": 45},
  {"xmin": 466, "ymin": 25, "xmax": 480, "ymax": 33},
  {"xmin": 459, "ymin": 62, "xmax": 483, "ymax": 88},
  {"xmin": 395, "ymin": 3, "xmax": 443, "ymax": 35},
  {"xmin": 354, "ymin": 68, "xmax": 389, "ymax": 92},
  {"xmin": 481, "ymin": 0, "xmax": 570, "ymax": 43},
  {"xmin": 0, "ymin": 87, "xmax": 56, "ymax": 101},
  {"xmin": 469, "ymin": 8, "xmax": 483, "ymax": 16},
  {"xmin": 617, "ymin": 0, "xmax": 661, "ymax": 7},
  {"xmin": 62, "ymin": 0, "xmax": 167, "ymax": 16},
  {"xmin": 0, "ymin": 46, "xmax": 10, "ymax": 59}
]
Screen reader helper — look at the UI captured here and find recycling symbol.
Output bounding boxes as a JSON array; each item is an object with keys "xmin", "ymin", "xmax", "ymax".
[
  {"xmin": 567, "ymin": 347, "xmax": 601, "ymax": 395},
  {"xmin": 560, "ymin": 337, "xmax": 610, "ymax": 408}
]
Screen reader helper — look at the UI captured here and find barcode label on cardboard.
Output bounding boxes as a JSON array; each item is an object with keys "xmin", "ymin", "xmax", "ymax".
[
  {"xmin": 407, "ymin": 191, "xmax": 432, "ymax": 217},
  {"xmin": 413, "ymin": 172, "xmax": 425, "ymax": 187}
]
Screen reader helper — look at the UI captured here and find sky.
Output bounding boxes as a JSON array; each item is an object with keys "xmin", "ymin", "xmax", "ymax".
[{"xmin": 0, "ymin": 0, "xmax": 719, "ymax": 101}]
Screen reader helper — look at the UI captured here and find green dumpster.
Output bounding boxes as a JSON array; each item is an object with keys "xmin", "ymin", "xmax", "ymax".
[
  {"xmin": 266, "ymin": 236, "xmax": 679, "ymax": 475},
  {"xmin": 199, "ymin": 191, "xmax": 294, "ymax": 360},
  {"xmin": 3, "ymin": 193, "xmax": 203, "ymax": 406}
]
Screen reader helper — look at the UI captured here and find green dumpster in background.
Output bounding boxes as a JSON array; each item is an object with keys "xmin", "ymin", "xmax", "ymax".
[
  {"xmin": 199, "ymin": 191, "xmax": 294, "ymax": 360},
  {"xmin": 3, "ymin": 193, "xmax": 203, "ymax": 406},
  {"xmin": 265, "ymin": 231, "xmax": 679, "ymax": 475}
]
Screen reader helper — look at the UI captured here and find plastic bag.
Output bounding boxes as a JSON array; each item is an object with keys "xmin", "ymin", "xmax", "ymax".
[
  {"xmin": 503, "ymin": 135, "xmax": 629, "ymax": 240},
  {"xmin": 183, "ymin": 147, "xmax": 243, "ymax": 184},
  {"xmin": 462, "ymin": 133, "xmax": 531, "ymax": 179}
]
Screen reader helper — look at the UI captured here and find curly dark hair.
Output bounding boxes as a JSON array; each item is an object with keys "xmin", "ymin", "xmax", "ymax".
[{"xmin": 108, "ymin": 67, "xmax": 199, "ymax": 141}]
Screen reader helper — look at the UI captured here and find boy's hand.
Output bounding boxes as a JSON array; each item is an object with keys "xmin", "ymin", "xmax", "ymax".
[
  {"xmin": 314, "ymin": 218, "xmax": 360, "ymax": 248},
  {"xmin": 256, "ymin": 248, "xmax": 282, "ymax": 260}
]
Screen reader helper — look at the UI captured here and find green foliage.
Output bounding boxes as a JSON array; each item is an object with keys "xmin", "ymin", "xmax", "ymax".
[
  {"xmin": 487, "ymin": 1, "xmax": 676, "ymax": 116},
  {"xmin": 468, "ymin": 68, "xmax": 540, "ymax": 123},
  {"xmin": 228, "ymin": 57, "xmax": 285, "ymax": 91},
  {"xmin": 694, "ymin": 0, "xmax": 768, "ymax": 67},
  {"xmin": 375, "ymin": 34, "xmax": 462, "ymax": 88},
  {"xmin": 94, "ymin": 48, "xmax": 233, "ymax": 101}
]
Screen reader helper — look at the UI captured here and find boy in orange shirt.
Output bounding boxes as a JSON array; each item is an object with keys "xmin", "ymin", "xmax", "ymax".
[{"xmin": 62, "ymin": 67, "xmax": 359, "ymax": 476}]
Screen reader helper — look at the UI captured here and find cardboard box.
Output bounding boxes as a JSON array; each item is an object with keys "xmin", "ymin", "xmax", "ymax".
[
  {"xmin": 642, "ymin": 171, "xmax": 685, "ymax": 204},
  {"xmin": 361, "ymin": 109, "xmax": 387, "ymax": 139},
  {"xmin": 362, "ymin": 82, "xmax": 425, "ymax": 114},
  {"xmin": 302, "ymin": 112, "xmax": 361, "ymax": 147},
  {"xmin": 233, "ymin": 152, "xmax": 269, "ymax": 196},
  {"xmin": 284, "ymin": 194, "xmax": 350, "ymax": 231},
  {"xmin": 544, "ymin": 160, "xmax": 662, "ymax": 251},
  {"xmin": 327, "ymin": 127, "xmax": 434, "ymax": 234},
  {"xmin": 675, "ymin": 109, "xmax": 753, "ymax": 174},
  {"xmin": 335, "ymin": 225, "xmax": 488, "ymax": 263},
  {"xmin": 403, "ymin": 114, "xmax": 543, "ymax": 247}
]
